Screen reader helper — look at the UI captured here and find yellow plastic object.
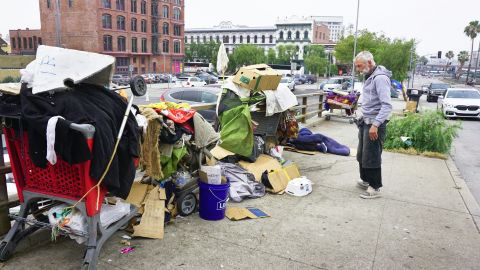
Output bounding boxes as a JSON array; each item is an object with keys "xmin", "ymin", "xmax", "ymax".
[{"xmin": 141, "ymin": 102, "xmax": 191, "ymax": 110}]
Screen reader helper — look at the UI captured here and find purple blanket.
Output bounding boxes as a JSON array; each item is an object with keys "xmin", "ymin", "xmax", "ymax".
[{"xmin": 289, "ymin": 128, "xmax": 350, "ymax": 156}]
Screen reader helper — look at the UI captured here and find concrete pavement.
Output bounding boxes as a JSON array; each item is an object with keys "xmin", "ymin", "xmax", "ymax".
[{"xmin": 2, "ymin": 96, "xmax": 480, "ymax": 270}]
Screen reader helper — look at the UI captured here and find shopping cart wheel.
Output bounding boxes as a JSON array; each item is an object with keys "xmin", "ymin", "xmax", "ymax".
[
  {"xmin": 0, "ymin": 242, "xmax": 13, "ymax": 261},
  {"xmin": 177, "ymin": 193, "xmax": 197, "ymax": 216},
  {"xmin": 129, "ymin": 76, "xmax": 147, "ymax": 97},
  {"xmin": 325, "ymin": 115, "xmax": 331, "ymax": 121}
]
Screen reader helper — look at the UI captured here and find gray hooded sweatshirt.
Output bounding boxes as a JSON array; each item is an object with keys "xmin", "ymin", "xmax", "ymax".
[{"xmin": 361, "ymin": 65, "xmax": 393, "ymax": 127}]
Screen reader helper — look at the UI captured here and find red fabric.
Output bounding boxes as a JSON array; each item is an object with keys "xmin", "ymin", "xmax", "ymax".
[{"xmin": 158, "ymin": 108, "xmax": 196, "ymax": 124}]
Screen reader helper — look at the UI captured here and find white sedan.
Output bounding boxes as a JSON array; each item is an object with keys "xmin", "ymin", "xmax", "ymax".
[
  {"xmin": 440, "ymin": 88, "xmax": 480, "ymax": 119},
  {"xmin": 279, "ymin": 77, "xmax": 295, "ymax": 91}
]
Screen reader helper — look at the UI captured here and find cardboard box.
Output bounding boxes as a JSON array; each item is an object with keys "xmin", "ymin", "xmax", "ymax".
[
  {"xmin": 239, "ymin": 154, "xmax": 283, "ymax": 182},
  {"xmin": 233, "ymin": 64, "xmax": 282, "ymax": 91},
  {"xmin": 132, "ymin": 186, "xmax": 166, "ymax": 239},
  {"xmin": 225, "ymin": 207, "xmax": 270, "ymax": 221},
  {"xmin": 199, "ymin": 166, "xmax": 227, "ymax": 185},
  {"xmin": 405, "ymin": 101, "xmax": 417, "ymax": 112}
]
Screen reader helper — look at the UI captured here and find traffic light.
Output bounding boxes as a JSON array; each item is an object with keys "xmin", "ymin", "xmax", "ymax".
[{"xmin": 438, "ymin": 51, "xmax": 442, "ymax": 58}]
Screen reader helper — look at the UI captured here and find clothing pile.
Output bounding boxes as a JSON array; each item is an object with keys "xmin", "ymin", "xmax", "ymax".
[{"xmin": 324, "ymin": 90, "xmax": 359, "ymax": 115}]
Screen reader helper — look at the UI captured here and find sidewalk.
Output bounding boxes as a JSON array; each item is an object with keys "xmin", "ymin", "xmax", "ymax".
[{"xmin": 3, "ymin": 103, "xmax": 480, "ymax": 270}]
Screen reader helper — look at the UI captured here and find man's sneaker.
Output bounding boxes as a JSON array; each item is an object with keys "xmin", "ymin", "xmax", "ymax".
[
  {"xmin": 360, "ymin": 186, "xmax": 382, "ymax": 199},
  {"xmin": 357, "ymin": 179, "xmax": 369, "ymax": 189}
]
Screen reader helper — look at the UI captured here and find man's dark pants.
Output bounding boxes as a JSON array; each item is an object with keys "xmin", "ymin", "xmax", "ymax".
[{"xmin": 356, "ymin": 120, "xmax": 387, "ymax": 189}]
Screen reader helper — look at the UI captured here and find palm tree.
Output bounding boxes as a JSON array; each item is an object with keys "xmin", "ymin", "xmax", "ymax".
[
  {"xmin": 464, "ymin": 20, "xmax": 480, "ymax": 82},
  {"xmin": 445, "ymin": 51, "xmax": 454, "ymax": 77},
  {"xmin": 457, "ymin": 51, "xmax": 469, "ymax": 79}
]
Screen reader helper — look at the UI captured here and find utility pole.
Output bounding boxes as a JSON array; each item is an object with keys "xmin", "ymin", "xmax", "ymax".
[
  {"xmin": 408, "ymin": 40, "xmax": 414, "ymax": 88},
  {"xmin": 54, "ymin": 0, "xmax": 62, "ymax": 47},
  {"xmin": 351, "ymin": 0, "xmax": 360, "ymax": 91}
]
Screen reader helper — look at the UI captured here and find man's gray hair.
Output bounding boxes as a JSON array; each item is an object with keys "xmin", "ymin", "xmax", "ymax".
[{"xmin": 355, "ymin": 51, "xmax": 376, "ymax": 65}]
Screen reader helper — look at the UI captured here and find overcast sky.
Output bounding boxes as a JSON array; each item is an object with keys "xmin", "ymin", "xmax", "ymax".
[{"xmin": 1, "ymin": 0, "xmax": 479, "ymax": 57}]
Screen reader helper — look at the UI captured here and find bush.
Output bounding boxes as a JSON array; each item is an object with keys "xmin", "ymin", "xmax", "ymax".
[
  {"xmin": 385, "ymin": 110, "xmax": 461, "ymax": 154},
  {"xmin": 1, "ymin": 76, "xmax": 20, "ymax": 83}
]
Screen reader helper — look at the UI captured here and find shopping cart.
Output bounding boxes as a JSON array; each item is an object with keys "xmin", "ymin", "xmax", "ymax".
[
  {"xmin": 324, "ymin": 92, "xmax": 360, "ymax": 124},
  {"xmin": 0, "ymin": 119, "xmax": 137, "ymax": 270}
]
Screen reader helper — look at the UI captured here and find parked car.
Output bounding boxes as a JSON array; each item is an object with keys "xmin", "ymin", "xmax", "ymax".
[
  {"xmin": 112, "ymin": 74, "xmax": 130, "ymax": 85},
  {"xmin": 140, "ymin": 74, "xmax": 153, "ymax": 84},
  {"xmin": 279, "ymin": 77, "xmax": 295, "ymax": 91},
  {"xmin": 304, "ymin": 74, "xmax": 317, "ymax": 84},
  {"xmin": 321, "ymin": 77, "xmax": 352, "ymax": 91},
  {"xmin": 196, "ymin": 72, "xmax": 218, "ymax": 84},
  {"xmin": 426, "ymin": 83, "xmax": 450, "ymax": 102},
  {"xmin": 160, "ymin": 87, "xmax": 220, "ymax": 123},
  {"xmin": 440, "ymin": 88, "xmax": 480, "ymax": 119},
  {"xmin": 293, "ymin": 74, "xmax": 307, "ymax": 85},
  {"xmin": 176, "ymin": 77, "xmax": 207, "ymax": 87}
]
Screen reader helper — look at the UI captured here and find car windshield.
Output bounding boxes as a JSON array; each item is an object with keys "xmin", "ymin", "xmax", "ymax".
[
  {"xmin": 446, "ymin": 90, "xmax": 480, "ymax": 99},
  {"xmin": 431, "ymin": 84, "xmax": 449, "ymax": 89},
  {"xmin": 326, "ymin": 79, "xmax": 342, "ymax": 84},
  {"xmin": 178, "ymin": 77, "xmax": 188, "ymax": 81}
]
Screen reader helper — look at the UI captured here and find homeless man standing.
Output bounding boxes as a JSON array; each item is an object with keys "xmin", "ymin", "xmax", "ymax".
[{"xmin": 354, "ymin": 51, "xmax": 392, "ymax": 199}]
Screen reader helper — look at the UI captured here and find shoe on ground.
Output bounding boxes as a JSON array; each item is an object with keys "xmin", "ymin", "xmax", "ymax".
[
  {"xmin": 357, "ymin": 179, "xmax": 369, "ymax": 189},
  {"xmin": 360, "ymin": 186, "xmax": 382, "ymax": 199}
]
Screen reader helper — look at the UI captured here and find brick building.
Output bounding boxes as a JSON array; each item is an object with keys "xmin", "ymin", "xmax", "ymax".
[
  {"xmin": 38, "ymin": 0, "xmax": 185, "ymax": 74},
  {"xmin": 9, "ymin": 29, "xmax": 43, "ymax": 55}
]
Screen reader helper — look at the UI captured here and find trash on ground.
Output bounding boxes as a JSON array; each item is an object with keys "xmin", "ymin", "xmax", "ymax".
[{"xmin": 225, "ymin": 207, "xmax": 270, "ymax": 221}]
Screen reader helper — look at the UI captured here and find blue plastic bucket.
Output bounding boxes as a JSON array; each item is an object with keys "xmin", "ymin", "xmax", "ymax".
[{"xmin": 198, "ymin": 180, "xmax": 230, "ymax": 221}]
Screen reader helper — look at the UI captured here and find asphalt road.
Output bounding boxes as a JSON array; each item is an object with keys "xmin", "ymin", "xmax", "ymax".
[{"xmin": 414, "ymin": 76, "xmax": 480, "ymax": 205}]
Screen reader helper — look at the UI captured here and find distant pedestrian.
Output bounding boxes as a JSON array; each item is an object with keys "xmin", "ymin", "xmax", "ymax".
[{"xmin": 354, "ymin": 51, "xmax": 393, "ymax": 199}]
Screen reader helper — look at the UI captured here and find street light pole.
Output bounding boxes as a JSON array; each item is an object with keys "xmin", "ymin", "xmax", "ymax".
[{"xmin": 351, "ymin": 0, "xmax": 360, "ymax": 90}]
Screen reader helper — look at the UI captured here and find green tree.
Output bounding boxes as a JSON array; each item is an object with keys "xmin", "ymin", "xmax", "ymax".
[
  {"xmin": 303, "ymin": 45, "xmax": 328, "ymax": 76},
  {"xmin": 445, "ymin": 51, "xmax": 455, "ymax": 74},
  {"xmin": 419, "ymin": 56, "xmax": 429, "ymax": 65},
  {"xmin": 464, "ymin": 20, "xmax": 480, "ymax": 81},
  {"xmin": 184, "ymin": 41, "xmax": 221, "ymax": 68},
  {"xmin": 267, "ymin": 48, "xmax": 277, "ymax": 64},
  {"xmin": 228, "ymin": 44, "xmax": 266, "ymax": 72},
  {"xmin": 457, "ymin": 51, "xmax": 469, "ymax": 79},
  {"xmin": 334, "ymin": 30, "xmax": 387, "ymax": 64}
]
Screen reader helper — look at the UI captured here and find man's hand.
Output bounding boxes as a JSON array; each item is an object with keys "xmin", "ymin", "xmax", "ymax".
[{"xmin": 369, "ymin": 125, "xmax": 379, "ymax": 141}]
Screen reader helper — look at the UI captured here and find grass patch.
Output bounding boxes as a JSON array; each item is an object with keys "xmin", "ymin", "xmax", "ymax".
[
  {"xmin": 0, "ymin": 55, "xmax": 35, "ymax": 69},
  {"xmin": 0, "ymin": 69, "xmax": 21, "ymax": 81},
  {"xmin": 385, "ymin": 110, "xmax": 461, "ymax": 155}
]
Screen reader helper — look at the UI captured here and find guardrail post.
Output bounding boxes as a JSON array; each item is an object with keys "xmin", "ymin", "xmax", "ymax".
[
  {"xmin": 318, "ymin": 93, "xmax": 324, "ymax": 118},
  {"xmin": 302, "ymin": 97, "xmax": 308, "ymax": 123}
]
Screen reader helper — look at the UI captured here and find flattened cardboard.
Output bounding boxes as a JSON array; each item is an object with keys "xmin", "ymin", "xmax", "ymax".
[
  {"xmin": 132, "ymin": 186, "xmax": 166, "ymax": 239},
  {"xmin": 266, "ymin": 170, "xmax": 291, "ymax": 193},
  {"xmin": 283, "ymin": 163, "xmax": 301, "ymax": 180},
  {"xmin": 210, "ymin": 145, "xmax": 235, "ymax": 160},
  {"xmin": 284, "ymin": 146, "xmax": 318, "ymax": 155},
  {"xmin": 233, "ymin": 64, "xmax": 282, "ymax": 91},
  {"xmin": 239, "ymin": 154, "xmax": 283, "ymax": 181},
  {"xmin": 126, "ymin": 182, "xmax": 150, "ymax": 208},
  {"xmin": 225, "ymin": 207, "xmax": 270, "ymax": 221}
]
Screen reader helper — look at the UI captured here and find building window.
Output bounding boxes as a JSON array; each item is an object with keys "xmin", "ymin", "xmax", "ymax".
[
  {"xmin": 11, "ymin": 39, "xmax": 16, "ymax": 49},
  {"xmin": 152, "ymin": 21, "xmax": 158, "ymax": 33},
  {"xmin": 296, "ymin": 31, "xmax": 300, "ymax": 39},
  {"xmin": 152, "ymin": 37, "xmax": 159, "ymax": 54},
  {"xmin": 323, "ymin": 33, "xmax": 325, "ymax": 40},
  {"xmin": 162, "ymin": 39, "xmax": 169, "ymax": 53},
  {"xmin": 239, "ymin": 36, "xmax": 243, "ymax": 43},
  {"xmin": 279, "ymin": 31, "xmax": 284, "ymax": 39},
  {"xmin": 287, "ymin": 31, "xmax": 292, "ymax": 40},
  {"xmin": 47, "ymin": 0, "xmax": 51, "ymax": 8},
  {"xmin": 254, "ymin": 35, "xmax": 257, "ymax": 43},
  {"xmin": 173, "ymin": 8, "xmax": 181, "ymax": 20},
  {"xmin": 174, "ymin": 24, "xmax": 181, "ymax": 36},
  {"xmin": 197, "ymin": 36, "xmax": 200, "ymax": 43},
  {"xmin": 162, "ymin": 23, "xmax": 169, "ymax": 35},
  {"xmin": 269, "ymin": 35, "xmax": 273, "ymax": 43},
  {"xmin": 141, "ymin": 38, "xmax": 147, "ymax": 52},
  {"xmin": 116, "ymin": 57, "xmax": 129, "ymax": 67},
  {"xmin": 102, "ymin": 14, "xmax": 112, "ymax": 29},
  {"xmin": 116, "ymin": 0, "xmax": 125, "ymax": 11},
  {"xmin": 68, "ymin": 0, "xmax": 73, "ymax": 8},
  {"xmin": 190, "ymin": 36, "xmax": 194, "ymax": 43},
  {"xmin": 28, "ymin": 37, "xmax": 33, "ymax": 49},
  {"xmin": 216, "ymin": 36, "xmax": 219, "ymax": 43},
  {"xmin": 133, "ymin": 57, "xmax": 136, "ymax": 63},
  {"xmin": 226, "ymin": 48, "xmax": 229, "ymax": 54},
  {"xmin": 103, "ymin": 0, "xmax": 111, "ymax": 8},
  {"xmin": 223, "ymin": 36, "xmax": 229, "ymax": 44},
  {"xmin": 131, "ymin": 18, "xmax": 137, "ymax": 31},
  {"xmin": 210, "ymin": 36, "xmax": 213, "ymax": 42},
  {"xmin": 174, "ymin": 41, "xmax": 180, "ymax": 53},
  {"xmin": 203, "ymin": 36, "xmax": 207, "ymax": 43},
  {"xmin": 117, "ymin": 15, "xmax": 126, "ymax": 30},
  {"xmin": 246, "ymin": 36, "xmax": 250, "ymax": 43},
  {"xmin": 141, "ymin": 19, "xmax": 147, "ymax": 32},
  {"xmin": 140, "ymin": 0, "xmax": 146, "ymax": 14},
  {"xmin": 131, "ymin": 0, "xmax": 137, "ymax": 12},
  {"xmin": 174, "ymin": 0, "xmax": 180, "ymax": 4},
  {"xmin": 117, "ymin": 36, "xmax": 126, "ymax": 51},
  {"xmin": 232, "ymin": 36, "xmax": 236, "ymax": 44},
  {"xmin": 103, "ymin": 35, "xmax": 113, "ymax": 51},
  {"xmin": 17, "ymin": 38, "xmax": 21, "ymax": 49},
  {"xmin": 151, "ymin": 2, "xmax": 158, "ymax": 16},
  {"xmin": 184, "ymin": 36, "xmax": 187, "ymax": 43},
  {"xmin": 162, "ymin": 5, "xmax": 169, "ymax": 18},
  {"xmin": 261, "ymin": 35, "xmax": 265, "ymax": 43},
  {"xmin": 131, "ymin": 37, "xmax": 138, "ymax": 52},
  {"xmin": 23, "ymin": 38, "xmax": 27, "ymax": 49},
  {"xmin": 304, "ymin": 31, "xmax": 309, "ymax": 39},
  {"xmin": 38, "ymin": 37, "xmax": 42, "ymax": 45}
]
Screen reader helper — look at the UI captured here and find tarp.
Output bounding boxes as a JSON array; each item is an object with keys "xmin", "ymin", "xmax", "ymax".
[{"xmin": 219, "ymin": 105, "xmax": 253, "ymax": 157}]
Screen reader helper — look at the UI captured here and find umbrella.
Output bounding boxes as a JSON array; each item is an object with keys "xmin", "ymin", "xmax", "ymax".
[{"xmin": 216, "ymin": 42, "xmax": 229, "ymax": 77}]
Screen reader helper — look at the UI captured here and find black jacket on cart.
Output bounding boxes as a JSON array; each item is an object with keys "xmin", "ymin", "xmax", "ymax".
[{"xmin": 20, "ymin": 84, "xmax": 140, "ymax": 199}]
